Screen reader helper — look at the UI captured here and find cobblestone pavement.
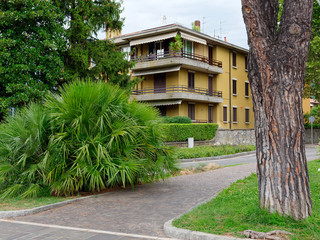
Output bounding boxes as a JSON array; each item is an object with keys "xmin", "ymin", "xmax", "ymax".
[
  {"xmin": 2, "ymin": 146, "xmax": 318, "ymax": 239},
  {"xmin": 7, "ymin": 163, "xmax": 257, "ymax": 238},
  {"xmin": 0, "ymin": 220, "xmax": 173, "ymax": 240}
]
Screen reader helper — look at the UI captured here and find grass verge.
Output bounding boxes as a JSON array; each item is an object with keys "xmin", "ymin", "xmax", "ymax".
[
  {"xmin": 0, "ymin": 196, "xmax": 77, "ymax": 211},
  {"xmin": 172, "ymin": 145, "xmax": 255, "ymax": 160},
  {"xmin": 173, "ymin": 160, "xmax": 320, "ymax": 240}
]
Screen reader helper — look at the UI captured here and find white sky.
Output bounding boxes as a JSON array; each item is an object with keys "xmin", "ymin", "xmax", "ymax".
[{"xmin": 99, "ymin": 0, "xmax": 249, "ymax": 49}]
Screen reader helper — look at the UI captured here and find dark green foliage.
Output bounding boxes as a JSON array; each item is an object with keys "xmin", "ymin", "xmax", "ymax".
[
  {"xmin": 173, "ymin": 160, "xmax": 320, "ymax": 240},
  {"xmin": 0, "ymin": 81, "xmax": 176, "ymax": 198},
  {"xmin": 159, "ymin": 123, "xmax": 219, "ymax": 142},
  {"xmin": 162, "ymin": 116, "xmax": 192, "ymax": 124},
  {"xmin": 53, "ymin": 0, "xmax": 138, "ymax": 89},
  {"xmin": 304, "ymin": 105, "xmax": 320, "ymax": 128},
  {"xmin": 0, "ymin": 0, "xmax": 66, "ymax": 119}
]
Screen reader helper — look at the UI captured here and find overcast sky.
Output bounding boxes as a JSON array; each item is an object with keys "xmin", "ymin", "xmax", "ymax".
[{"xmin": 99, "ymin": 0, "xmax": 249, "ymax": 49}]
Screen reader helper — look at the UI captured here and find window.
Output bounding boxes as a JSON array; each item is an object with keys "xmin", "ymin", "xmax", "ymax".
[
  {"xmin": 184, "ymin": 40, "xmax": 194, "ymax": 56},
  {"xmin": 245, "ymin": 108, "xmax": 250, "ymax": 123},
  {"xmin": 245, "ymin": 82, "xmax": 249, "ymax": 97},
  {"xmin": 223, "ymin": 106, "xmax": 228, "ymax": 122},
  {"xmin": 232, "ymin": 79, "xmax": 237, "ymax": 95},
  {"xmin": 233, "ymin": 107, "xmax": 237, "ymax": 123},
  {"xmin": 208, "ymin": 75, "xmax": 213, "ymax": 95},
  {"xmin": 232, "ymin": 52, "xmax": 237, "ymax": 67},
  {"xmin": 245, "ymin": 55, "xmax": 248, "ymax": 70},
  {"xmin": 188, "ymin": 103, "xmax": 195, "ymax": 120},
  {"xmin": 188, "ymin": 72, "xmax": 195, "ymax": 89},
  {"xmin": 208, "ymin": 105, "xmax": 213, "ymax": 123}
]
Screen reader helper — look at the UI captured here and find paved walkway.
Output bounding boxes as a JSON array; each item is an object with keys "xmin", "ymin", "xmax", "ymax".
[{"xmin": 1, "ymin": 146, "xmax": 318, "ymax": 239}]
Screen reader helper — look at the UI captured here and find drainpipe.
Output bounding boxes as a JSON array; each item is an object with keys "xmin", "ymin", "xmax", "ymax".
[{"xmin": 229, "ymin": 50, "xmax": 232, "ymax": 129}]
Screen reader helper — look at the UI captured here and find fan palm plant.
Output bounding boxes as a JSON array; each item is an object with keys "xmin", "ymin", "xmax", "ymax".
[{"xmin": 0, "ymin": 80, "xmax": 176, "ymax": 198}]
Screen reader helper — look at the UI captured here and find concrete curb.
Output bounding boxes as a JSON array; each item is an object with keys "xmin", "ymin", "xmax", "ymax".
[
  {"xmin": 164, "ymin": 220, "xmax": 249, "ymax": 240},
  {"xmin": 0, "ymin": 195, "xmax": 93, "ymax": 219},
  {"xmin": 178, "ymin": 151, "xmax": 255, "ymax": 163}
]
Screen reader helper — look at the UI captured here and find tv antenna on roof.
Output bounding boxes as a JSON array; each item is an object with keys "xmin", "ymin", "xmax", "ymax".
[{"xmin": 162, "ymin": 15, "xmax": 167, "ymax": 25}]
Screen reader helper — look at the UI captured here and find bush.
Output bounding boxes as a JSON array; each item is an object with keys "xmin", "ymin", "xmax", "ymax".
[
  {"xmin": 0, "ymin": 81, "xmax": 176, "ymax": 198},
  {"xmin": 159, "ymin": 123, "xmax": 219, "ymax": 142},
  {"xmin": 161, "ymin": 116, "xmax": 192, "ymax": 124}
]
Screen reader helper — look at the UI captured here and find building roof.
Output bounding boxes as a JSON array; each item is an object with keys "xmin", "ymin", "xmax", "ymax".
[{"xmin": 110, "ymin": 24, "xmax": 249, "ymax": 54}]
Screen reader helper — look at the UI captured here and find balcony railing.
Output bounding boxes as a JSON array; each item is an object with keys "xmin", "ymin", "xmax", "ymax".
[
  {"xmin": 132, "ymin": 85, "xmax": 222, "ymax": 98},
  {"xmin": 131, "ymin": 51, "xmax": 222, "ymax": 68}
]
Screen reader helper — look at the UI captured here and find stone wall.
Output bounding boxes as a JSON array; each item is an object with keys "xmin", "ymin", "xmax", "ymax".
[
  {"xmin": 212, "ymin": 129, "xmax": 255, "ymax": 146},
  {"xmin": 165, "ymin": 129, "xmax": 320, "ymax": 147},
  {"xmin": 305, "ymin": 128, "xmax": 320, "ymax": 144},
  {"xmin": 165, "ymin": 129, "xmax": 256, "ymax": 147}
]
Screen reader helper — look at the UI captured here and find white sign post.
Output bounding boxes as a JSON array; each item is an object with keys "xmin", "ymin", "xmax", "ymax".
[
  {"xmin": 309, "ymin": 116, "xmax": 315, "ymax": 145},
  {"xmin": 188, "ymin": 137, "xmax": 194, "ymax": 148}
]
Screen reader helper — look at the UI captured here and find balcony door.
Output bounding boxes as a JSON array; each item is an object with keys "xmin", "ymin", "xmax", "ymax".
[
  {"xmin": 208, "ymin": 105, "xmax": 213, "ymax": 123},
  {"xmin": 154, "ymin": 73, "xmax": 166, "ymax": 93},
  {"xmin": 208, "ymin": 46, "xmax": 213, "ymax": 65},
  {"xmin": 208, "ymin": 75, "xmax": 213, "ymax": 96}
]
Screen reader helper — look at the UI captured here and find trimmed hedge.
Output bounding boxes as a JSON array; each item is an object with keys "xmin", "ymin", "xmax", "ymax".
[
  {"xmin": 159, "ymin": 123, "xmax": 219, "ymax": 142},
  {"xmin": 162, "ymin": 116, "xmax": 192, "ymax": 124}
]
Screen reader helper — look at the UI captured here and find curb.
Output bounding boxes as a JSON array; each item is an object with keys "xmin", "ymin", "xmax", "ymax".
[
  {"xmin": 164, "ymin": 220, "xmax": 249, "ymax": 240},
  {"xmin": 0, "ymin": 195, "xmax": 93, "ymax": 219},
  {"xmin": 178, "ymin": 151, "xmax": 255, "ymax": 163}
]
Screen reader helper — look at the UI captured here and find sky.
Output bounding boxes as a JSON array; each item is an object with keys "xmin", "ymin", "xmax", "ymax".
[{"xmin": 99, "ymin": 0, "xmax": 249, "ymax": 49}]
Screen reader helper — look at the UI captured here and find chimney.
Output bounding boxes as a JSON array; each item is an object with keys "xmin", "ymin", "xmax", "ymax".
[
  {"xmin": 224, "ymin": 36, "xmax": 227, "ymax": 42},
  {"xmin": 106, "ymin": 28, "xmax": 122, "ymax": 39},
  {"xmin": 194, "ymin": 20, "xmax": 200, "ymax": 32}
]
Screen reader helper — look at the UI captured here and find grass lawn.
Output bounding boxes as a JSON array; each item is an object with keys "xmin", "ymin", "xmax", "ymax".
[
  {"xmin": 173, "ymin": 160, "xmax": 320, "ymax": 240},
  {"xmin": 0, "ymin": 196, "xmax": 77, "ymax": 211},
  {"xmin": 171, "ymin": 145, "xmax": 255, "ymax": 160}
]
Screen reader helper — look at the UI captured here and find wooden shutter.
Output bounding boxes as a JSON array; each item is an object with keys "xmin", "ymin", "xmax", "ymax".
[
  {"xmin": 154, "ymin": 73, "xmax": 166, "ymax": 93},
  {"xmin": 232, "ymin": 52, "xmax": 237, "ymax": 67},
  {"xmin": 188, "ymin": 104, "xmax": 195, "ymax": 120},
  {"xmin": 188, "ymin": 72, "xmax": 195, "ymax": 89},
  {"xmin": 233, "ymin": 79, "xmax": 237, "ymax": 95},
  {"xmin": 208, "ymin": 105, "xmax": 213, "ymax": 123},
  {"xmin": 245, "ymin": 108, "xmax": 249, "ymax": 123},
  {"xmin": 233, "ymin": 107, "xmax": 237, "ymax": 122},
  {"xmin": 208, "ymin": 76, "xmax": 213, "ymax": 96},
  {"xmin": 245, "ymin": 82, "xmax": 249, "ymax": 97},
  {"xmin": 223, "ymin": 106, "xmax": 227, "ymax": 122}
]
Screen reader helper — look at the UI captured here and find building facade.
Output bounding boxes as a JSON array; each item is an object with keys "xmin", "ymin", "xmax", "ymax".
[{"xmin": 111, "ymin": 23, "xmax": 309, "ymax": 129}]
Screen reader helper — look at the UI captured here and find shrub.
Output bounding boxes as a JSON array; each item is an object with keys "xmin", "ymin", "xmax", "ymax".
[
  {"xmin": 159, "ymin": 123, "xmax": 219, "ymax": 142},
  {"xmin": 0, "ymin": 81, "xmax": 176, "ymax": 198},
  {"xmin": 161, "ymin": 116, "xmax": 192, "ymax": 124}
]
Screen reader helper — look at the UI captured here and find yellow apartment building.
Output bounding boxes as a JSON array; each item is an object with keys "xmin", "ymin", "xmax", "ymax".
[{"xmin": 111, "ymin": 23, "xmax": 310, "ymax": 129}]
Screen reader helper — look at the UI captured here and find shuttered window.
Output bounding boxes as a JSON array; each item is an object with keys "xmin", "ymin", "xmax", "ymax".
[
  {"xmin": 223, "ymin": 106, "xmax": 227, "ymax": 122},
  {"xmin": 245, "ymin": 82, "xmax": 249, "ymax": 97},
  {"xmin": 188, "ymin": 104, "xmax": 195, "ymax": 120},
  {"xmin": 245, "ymin": 55, "xmax": 248, "ymax": 70},
  {"xmin": 188, "ymin": 72, "xmax": 195, "ymax": 89},
  {"xmin": 245, "ymin": 108, "xmax": 249, "ymax": 123},
  {"xmin": 232, "ymin": 52, "xmax": 237, "ymax": 67},
  {"xmin": 233, "ymin": 79, "xmax": 237, "ymax": 95},
  {"xmin": 233, "ymin": 107, "xmax": 237, "ymax": 123}
]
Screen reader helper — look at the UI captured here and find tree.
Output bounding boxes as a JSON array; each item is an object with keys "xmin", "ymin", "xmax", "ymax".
[
  {"xmin": 53, "ymin": 0, "xmax": 138, "ymax": 89},
  {"xmin": 304, "ymin": 2, "xmax": 320, "ymax": 100},
  {"xmin": 241, "ymin": 0, "xmax": 314, "ymax": 220},
  {"xmin": 0, "ymin": 0, "xmax": 66, "ymax": 119}
]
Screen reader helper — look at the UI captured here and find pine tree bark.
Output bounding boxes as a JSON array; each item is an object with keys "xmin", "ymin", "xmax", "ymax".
[{"xmin": 241, "ymin": 0, "xmax": 314, "ymax": 220}]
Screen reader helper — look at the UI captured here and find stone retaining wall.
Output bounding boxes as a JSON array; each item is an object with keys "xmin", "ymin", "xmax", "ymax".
[{"xmin": 165, "ymin": 128, "xmax": 320, "ymax": 147}]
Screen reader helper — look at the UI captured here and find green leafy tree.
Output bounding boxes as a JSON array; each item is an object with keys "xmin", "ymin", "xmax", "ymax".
[
  {"xmin": 53, "ymin": 0, "xmax": 138, "ymax": 89},
  {"xmin": 0, "ymin": 0, "xmax": 66, "ymax": 119},
  {"xmin": 304, "ymin": 1, "xmax": 320, "ymax": 100}
]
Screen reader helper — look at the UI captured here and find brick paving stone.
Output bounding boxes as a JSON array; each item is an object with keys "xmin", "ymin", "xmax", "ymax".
[{"xmin": 10, "ymin": 163, "xmax": 257, "ymax": 237}]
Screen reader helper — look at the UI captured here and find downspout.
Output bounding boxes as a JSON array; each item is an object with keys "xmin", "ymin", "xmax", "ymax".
[{"xmin": 229, "ymin": 50, "xmax": 232, "ymax": 129}]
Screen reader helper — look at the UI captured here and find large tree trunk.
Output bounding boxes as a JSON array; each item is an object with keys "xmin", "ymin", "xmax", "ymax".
[{"xmin": 241, "ymin": 0, "xmax": 314, "ymax": 220}]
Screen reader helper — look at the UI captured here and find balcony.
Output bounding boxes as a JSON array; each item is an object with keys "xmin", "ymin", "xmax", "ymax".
[
  {"xmin": 131, "ymin": 51, "xmax": 223, "ymax": 75},
  {"xmin": 131, "ymin": 85, "xmax": 223, "ymax": 104}
]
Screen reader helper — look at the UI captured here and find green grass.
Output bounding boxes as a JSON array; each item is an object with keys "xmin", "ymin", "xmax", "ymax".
[
  {"xmin": 173, "ymin": 160, "xmax": 320, "ymax": 240},
  {"xmin": 172, "ymin": 145, "xmax": 255, "ymax": 160},
  {"xmin": 0, "ymin": 196, "xmax": 76, "ymax": 211}
]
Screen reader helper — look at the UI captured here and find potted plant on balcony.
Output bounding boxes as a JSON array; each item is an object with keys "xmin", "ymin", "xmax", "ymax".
[{"xmin": 169, "ymin": 33, "xmax": 183, "ymax": 56}]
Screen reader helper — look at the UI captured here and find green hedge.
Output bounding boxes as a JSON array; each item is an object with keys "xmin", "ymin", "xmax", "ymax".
[{"xmin": 159, "ymin": 123, "xmax": 219, "ymax": 142}]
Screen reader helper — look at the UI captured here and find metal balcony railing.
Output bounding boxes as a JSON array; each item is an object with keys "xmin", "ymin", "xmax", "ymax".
[
  {"xmin": 132, "ymin": 85, "xmax": 223, "ymax": 98},
  {"xmin": 131, "ymin": 51, "xmax": 223, "ymax": 68}
]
